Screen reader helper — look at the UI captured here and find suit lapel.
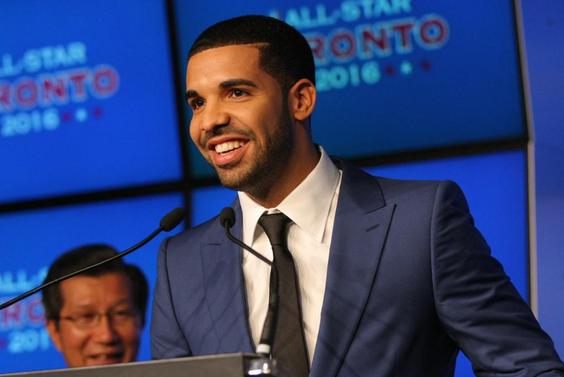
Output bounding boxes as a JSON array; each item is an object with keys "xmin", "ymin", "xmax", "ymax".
[
  {"xmin": 200, "ymin": 203, "xmax": 255, "ymax": 353},
  {"xmin": 311, "ymin": 165, "xmax": 396, "ymax": 377}
]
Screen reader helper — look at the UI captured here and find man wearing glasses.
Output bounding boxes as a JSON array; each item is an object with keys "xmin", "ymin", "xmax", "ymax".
[{"xmin": 41, "ymin": 244, "xmax": 148, "ymax": 367}]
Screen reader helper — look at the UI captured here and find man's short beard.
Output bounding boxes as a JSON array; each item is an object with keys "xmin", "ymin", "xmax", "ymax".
[{"xmin": 214, "ymin": 109, "xmax": 294, "ymax": 197}]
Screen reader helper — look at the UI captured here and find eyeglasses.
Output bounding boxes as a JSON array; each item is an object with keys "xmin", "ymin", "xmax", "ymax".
[{"xmin": 58, "ymin": 309, "xmax": 138, "ymax": 329}]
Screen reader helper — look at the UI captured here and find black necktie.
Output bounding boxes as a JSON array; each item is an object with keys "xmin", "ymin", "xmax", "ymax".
[{"xmin": 258, "ymin": 213, "xmax": 309, "ymax": 377}]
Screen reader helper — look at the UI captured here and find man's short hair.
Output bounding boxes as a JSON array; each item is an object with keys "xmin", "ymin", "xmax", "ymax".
[
  {"xmin": 188, "ymin": 15, "xmax": 315, "ymax": 92},
  {"xmin": 41, "ymin": 244, "xmax": 149, "ymax": 325}
]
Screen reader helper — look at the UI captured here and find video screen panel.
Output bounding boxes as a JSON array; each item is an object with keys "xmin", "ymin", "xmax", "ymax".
[
  {"xmin": 0, "ymin": 0, "xmax": 182, "ymax": 204},
  {"xmin": 191, "ymin": 150, "xmax": 528, "ymax": 377},
  {"xmin": 521, "ymin": 0, "xmax": 564, "ymax": 357},
  {"xmin": 191, "ymin": 186, "xmax": 237, "ymax": 226},
  {"xmin": 0, "ymin": 193, "xmax": 184, "ymax": 373},
  {"xmin": 173, "ymin": 0, "xmax": 527, "ymax": 178}
]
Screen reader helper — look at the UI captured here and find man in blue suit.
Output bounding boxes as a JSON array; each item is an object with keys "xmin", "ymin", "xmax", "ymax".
[{"xmin": 151, "ymin": 15, "xmax": 564, "ymax": 376}]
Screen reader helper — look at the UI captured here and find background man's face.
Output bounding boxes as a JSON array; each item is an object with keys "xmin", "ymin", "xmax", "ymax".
[
  {"xmin": 46, "ymin": 272, "xmax": 142, "ymax": 367},
  {"xmin": 186, "ymin": 44, "xmax": 294, "ymax": 195}
]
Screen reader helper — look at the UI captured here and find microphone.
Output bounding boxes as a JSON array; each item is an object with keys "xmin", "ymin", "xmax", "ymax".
[
  {"xmin": 0, "ymin": 207, "xmax": 186, "ymax": 311},
  {"xmin": 160, "ymin": 207, "xmax": 185, "ymax": 231},
  {"xmin": 220, "ymin": 207, "xmax": 278, "ymax": 357}
]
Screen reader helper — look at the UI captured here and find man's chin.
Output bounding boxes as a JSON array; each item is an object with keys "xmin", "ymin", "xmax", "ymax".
[
  {"xmin": 217, "ymin": 175, "xmax": 246, "ymax": 192},
  {"xmin": 217, "ymin": 171, "xmax": 261, "ymax": 193},
  {"xmin": 213, "ymin": 159, "xmax": 270, "ymax": 194}
]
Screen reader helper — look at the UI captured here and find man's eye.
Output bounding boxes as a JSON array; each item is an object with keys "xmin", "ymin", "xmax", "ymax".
[
  {"xmin": 76, "ymin": 313, "xmax": 97, "ymax": 324},
  {"xmin": 189, "ymin": 98, "xmax": 205, "ymax": 110},
  {"xmin": 230, "ymin": 89, "xmax": 247, "ymax": 98},
  {"xmin": 112, "ymin": 310, "xmax": 136, "ymax": 320}
]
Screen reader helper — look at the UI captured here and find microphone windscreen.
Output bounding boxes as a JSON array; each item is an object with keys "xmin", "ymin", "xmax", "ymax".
[
  {"xmin": 220, "ymin": 207, "xmax": 235, "ymax": 228},
  {"xmin": 160, "ymin": 207, "xmax": 185, "ymax": 231}
]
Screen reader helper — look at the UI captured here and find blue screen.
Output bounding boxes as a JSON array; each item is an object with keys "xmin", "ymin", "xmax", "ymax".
[
  {"xmin": 0, "ymin": 0, "xmax": 182, "ymax": 203},
  {"xmin": 521, "ymin": 0, "xmax": 564, "ymax": 357},
  {"xmin": 190, "ymin": 150, "xmax": 528, "ymax": 377},
  {"xmin": 191, "ymin": 186, "xmax": 237, "ymax": 226},
  {"xmin": 173, "ymin": 0, "xmax": 526, "ymax": 178},
  {"xmin": 0, "ymin": 193, "xmax": 184, "ymax": 373}
]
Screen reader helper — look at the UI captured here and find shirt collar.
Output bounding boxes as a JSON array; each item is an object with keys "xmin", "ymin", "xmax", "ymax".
[{"xmin": 238, "ymin": 147, "xmax": 341, "ymax": 244}]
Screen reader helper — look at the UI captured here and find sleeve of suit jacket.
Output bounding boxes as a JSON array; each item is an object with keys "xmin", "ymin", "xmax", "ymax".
[{"xmin": 432, "ymin": 180, "xmax": 564, "ymax": 376}]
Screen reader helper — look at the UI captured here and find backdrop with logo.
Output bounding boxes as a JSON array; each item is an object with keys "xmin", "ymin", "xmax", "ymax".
[
  {"xmin": 0, "ymin": 0, "xmax": 555, "ymax": 376},
  {"xmin": 173, "ymin": 0, "xmax": 527, "ymax": 178},
  {"xmin": 0, "ymin": 0, "xmax": 181, "ymax": 203}
]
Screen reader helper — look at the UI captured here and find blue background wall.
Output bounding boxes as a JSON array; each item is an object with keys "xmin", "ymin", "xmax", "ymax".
[{"xmin": 521, "ymin": 0, "xmax": 564, "ymax": 357}]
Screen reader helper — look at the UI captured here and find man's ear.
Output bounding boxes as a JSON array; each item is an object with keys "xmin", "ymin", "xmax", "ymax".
[
  {"xmin": 46, "ymin": 319, "xmax": 63, "ymax": 352},
  {"xmin": 288, "ymin": 79, "xmax": 316, "ymax": 122}
]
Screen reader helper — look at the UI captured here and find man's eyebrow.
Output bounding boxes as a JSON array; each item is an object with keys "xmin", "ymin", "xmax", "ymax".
[
  {"xmin": 184, "ymin": 79, "xmax": 258, "ymax": 101},
  {"xmin": 220, "ymin": 79, "xmax": 258, "ymax": 89},
  {"xmin": 185, "ymin": 90, "xmax": 199, "ymax": 101}
]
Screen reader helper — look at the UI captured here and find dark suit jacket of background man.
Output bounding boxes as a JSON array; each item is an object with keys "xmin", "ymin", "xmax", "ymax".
[{"xmin": 151, "ymin": 160, "xmax": 564, "ymax": 377}]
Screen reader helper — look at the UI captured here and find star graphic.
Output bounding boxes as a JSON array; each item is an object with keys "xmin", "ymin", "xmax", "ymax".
[
  {"xmin": 385, "ymin": 65, "xmax": 396, "ymax": 76},
  {"xmin": 93, "ymin": 107, "xmax": 103, "ymax": 118},
  {"xmin": 75, "ymin": 108, "xmax": 88, "ymax": 122},
  {"xmin": 62, "ymin": 112, "xmax": 72, "ymax": 122},
  {"xmin": 421, "ymin": 60, "xmax": 432, "ymax": 71},
  {"xmin": 400, "ymin": 61, "xmax": 413, "ymax": 75}
]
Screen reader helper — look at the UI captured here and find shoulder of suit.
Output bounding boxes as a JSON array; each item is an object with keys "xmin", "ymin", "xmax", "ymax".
[
  {"xmin": 165, "ymin": 214, "xmax": 221, "ymax": 249},
  {"xmin": 336, "ymin": 158, "xmax": 461, "ymax": 204}
]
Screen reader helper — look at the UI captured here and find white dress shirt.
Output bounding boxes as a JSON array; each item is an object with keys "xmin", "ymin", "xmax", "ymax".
[{"xmin": 238, "ymin": 147, "xmax": 342, "ymax": 364}]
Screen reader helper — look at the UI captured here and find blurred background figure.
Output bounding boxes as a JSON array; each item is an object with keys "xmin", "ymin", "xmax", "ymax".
[{"xmin": 41, "ymin": 244, "xmax": 148, "ymax": 367}]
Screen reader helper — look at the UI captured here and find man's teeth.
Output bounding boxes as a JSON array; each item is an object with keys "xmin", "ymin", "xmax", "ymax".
[
  {"xmin": 215, "ymin": 141, "xmax": 244, "ymax": 154},
  {"xmin": 91, "ymin": 354, "xmax": 120, "ymax": 360}
]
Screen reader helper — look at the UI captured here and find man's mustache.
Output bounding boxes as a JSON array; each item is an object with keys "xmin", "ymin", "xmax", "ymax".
[{"xmin": 199, "ymin": 124, "xmax": 253, "ymax": 146}]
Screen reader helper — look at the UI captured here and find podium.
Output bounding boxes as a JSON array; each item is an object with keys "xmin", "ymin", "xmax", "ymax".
[{"xmin": 1, "ymin": 353, "xmax": 277, "ymax": 377}]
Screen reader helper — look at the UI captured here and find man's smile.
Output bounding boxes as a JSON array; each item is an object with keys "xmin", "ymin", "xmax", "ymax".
[
  {"xmin": 213, "ymin": 140, "xmax": 247, "ymax": 154},
  {"xmin": 207, "ymin": 137, "xmax": 250, "ymax": 167},
  {"xmin": 85, "ymin": 350, "xmax": 124, "ymax": 366}
]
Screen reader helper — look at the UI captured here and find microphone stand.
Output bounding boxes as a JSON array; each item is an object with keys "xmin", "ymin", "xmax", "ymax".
[
  {"xmin": 221, "ymin": 208, "xmax": 279, "ymax": 376},
  {"xmin": 0, "ymin": 207, "xmax": 185, "ymax": 311}
]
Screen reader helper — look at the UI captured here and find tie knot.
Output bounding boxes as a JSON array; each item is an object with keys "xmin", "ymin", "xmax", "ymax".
[{"xmin": 258, "ymin": 213, "xmax": 291, "ymax": 247}]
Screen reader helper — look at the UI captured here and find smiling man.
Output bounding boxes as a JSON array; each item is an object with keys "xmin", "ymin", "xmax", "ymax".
[
  {"xmin": 42, "ymin": 244, "xmax": 148, "ymax": 367},
  {"xmin": 151, "ymin": 15, "xmax": 564, "ymax": 377},
  {"xmin": 185, "ymin": 41, "xmax": 318, "ymax": 207}
]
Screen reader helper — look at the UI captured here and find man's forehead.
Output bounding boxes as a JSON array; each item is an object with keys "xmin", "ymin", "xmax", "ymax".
[
  {"xmin": 60, "ymin": 272, "xmax": 131, "ymax": 291},
  {"xmin": 59, "ymin": 273, "xmax": 133, "ymax": 304},
  {"xmin": 185, "ymin": 44, "xmax": 274, "ymax": 90}
]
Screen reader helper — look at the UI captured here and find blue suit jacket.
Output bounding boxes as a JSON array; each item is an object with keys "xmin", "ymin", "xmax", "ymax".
[{"xmin": 151, "ymin": 163, "xmax": 563, "ymax": 376}]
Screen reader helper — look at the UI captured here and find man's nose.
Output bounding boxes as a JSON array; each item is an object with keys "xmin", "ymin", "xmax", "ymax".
[
  {"xmin": 199, "ymin": 100, "xmax": 230, "ymax": 133},
  {"xmin": 92, "ymin": 314, "xmax": 119, "ymax": 343}
]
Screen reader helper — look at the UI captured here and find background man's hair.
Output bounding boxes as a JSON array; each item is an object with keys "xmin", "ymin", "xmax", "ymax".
[
  {"xmin": 41, "ymin": 244, "xmax": 149, "ymax": 325},
  {"xmin": 188, "ymin": 15, "xmax": 315, "ymax": 92}
]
